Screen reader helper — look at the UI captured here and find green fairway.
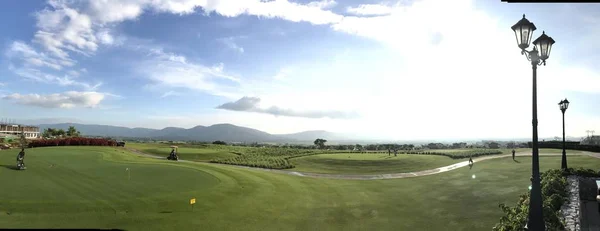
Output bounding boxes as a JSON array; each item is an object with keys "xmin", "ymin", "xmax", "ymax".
[
  {"xmin": 1, "ymin": 146, "xmax": 599, "ymax": 230},
  {"xmin": 126, "ymin": 142, "xmax": 239, "ymax": 161},
  {"xmin": 289, "ymin": 153, "xmax": 461, "ymax": 174}
]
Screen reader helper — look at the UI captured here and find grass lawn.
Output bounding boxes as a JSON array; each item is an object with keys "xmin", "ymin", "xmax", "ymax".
[
  {"xmin": 126, "ymin": 142, "xmax": 239, "ymax": 161},
  {"xmin": 1, "ymin": 146, "xmax": 599, "ymax": 230},
  {"xmin": 289, "ymin": 153, "xmax": 461, "ymax": 174}
]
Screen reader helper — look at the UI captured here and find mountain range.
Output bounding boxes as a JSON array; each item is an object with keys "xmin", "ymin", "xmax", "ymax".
[
  {"xmin": 37, "ymin": 123, "xmax": 349, "ymax": 143},
  {"xmin": 34, "ymin": 123, "xmax": 586, "ymax": 144}
]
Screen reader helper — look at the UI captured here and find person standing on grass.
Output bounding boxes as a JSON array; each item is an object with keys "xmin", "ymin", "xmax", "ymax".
[
  {"xmin": 468, "ymin": 156, "xmax": 474, "ymax": 166},
  {"xmin": 17, "ymin": 148, "xmax": 25, "ymax": 167},
  {"xmin": 512, "ymin": 149, "xmax": 516, "ymax": 160}
]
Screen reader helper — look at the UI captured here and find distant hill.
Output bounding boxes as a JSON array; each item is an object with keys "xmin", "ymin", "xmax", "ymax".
[
  {"xmin": 37, "ymin": 123, "xmax": 349, "ymax": 143},
  {"xmin": 275, "ymin": 130, "xmax": 348, "ymax": 141}
]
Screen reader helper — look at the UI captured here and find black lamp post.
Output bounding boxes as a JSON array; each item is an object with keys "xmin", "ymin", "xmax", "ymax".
[
  {"xmin": 511, "ymin": 14, "xmax": 556, "ymax": 231},
  {"xmin": 559, "ymin": 98, "xmax": 570, "ymax": 170}
]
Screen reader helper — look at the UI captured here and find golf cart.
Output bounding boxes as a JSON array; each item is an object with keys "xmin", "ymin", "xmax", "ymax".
[
  {"xmin": 16, "ymin": 149, "xmax": 26, "ymax": 170},
  {"xmin": 167, "ymin": 146, "xmax": 179, "ymax": 161}
]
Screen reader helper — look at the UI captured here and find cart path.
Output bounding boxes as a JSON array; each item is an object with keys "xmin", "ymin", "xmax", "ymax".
[{"xmin": 123, "ymin": 148, "xmax": 600, "ymax": 180}]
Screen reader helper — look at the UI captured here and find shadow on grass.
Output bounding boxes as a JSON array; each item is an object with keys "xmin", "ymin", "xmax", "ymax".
[
  {"xmin": 513, "ymin": 159, "xmax": 521, "ymax": 163},
  {"xmin": 0, "ymin": 164, "xmax": 19, "ymax": 170}
]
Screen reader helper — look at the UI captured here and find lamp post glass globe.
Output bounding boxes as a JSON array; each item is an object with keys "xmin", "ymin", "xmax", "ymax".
[
  {"xmin": 559, "ymin": 98, "xmax": 570, "ymax": 111},
  {"xmin": 533, "ymin": 31, "xmax": 556, "ymax": 61},
  {"xmin": 511, "ymin": 14, "xmax": 537, "ymax": 50}
]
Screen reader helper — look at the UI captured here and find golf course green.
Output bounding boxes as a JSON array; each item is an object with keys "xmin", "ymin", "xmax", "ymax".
[
  {"xmin": 289, "ymin": 153, "xmax": 461, "ymax": 174},
  {"xmin": 126, "ymin": 143, "xmax": 239, "ymax": 161},
  {"xmin": 1, "ymin": 146, "xmax": 599, "ymax": 230}
]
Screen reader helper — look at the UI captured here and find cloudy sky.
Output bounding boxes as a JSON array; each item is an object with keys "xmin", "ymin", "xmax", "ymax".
[{"xmin": 1, "ymin": 0, "xmax": 599, "ymax": 140}]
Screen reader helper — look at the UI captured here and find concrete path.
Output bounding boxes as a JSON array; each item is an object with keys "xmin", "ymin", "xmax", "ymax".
[{"xmin": 123, "ymin": 147, "xmax": 600, "ymax": 180}]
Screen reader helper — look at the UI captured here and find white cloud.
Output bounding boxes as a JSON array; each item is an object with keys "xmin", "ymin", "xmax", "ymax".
[
  {"xmin": 0, "ymin": 82, "xmax": 5, "ymax": 87},
  {"xmin": 160, "ymin": 90, "xmax": 182, "ymax": 98},
  {"xmin": 2, "ymin": 91, "xmax": 106, "ymax": 109},
  {"xmin": 96, "ymin": 29, "xmax": 115, "ymax": 45},
  {"xmin": 9, "ymin": 66, "xmax": 101, "ymax": 91},
  {"xmin": 346, "ymin": 4, "xmax": 394, "ymax": 16},
  {"xmin": 67, "ymin": 70, "xmax": 80, "ymax": 77},
  {"xmin": 217, "ymin": 37, "xmax": 244, "ymax": 53},
  {"xmin": 216, "ymin": 96, "xmax": 358, "ymax": 119},
  {"xmin": 136, "ymin": 49, "xmax": 241, "ymax": 99},
  {"xmin": 307, "ymin": 0, "xmax": 337, "ymax": 9},
  {"xmin": 273, "ymin": 67, "xmax": 292, "ymax": 81},
  {"xmin": 5, "ymin": 41, "xmax": 73, "ymax": 70}
]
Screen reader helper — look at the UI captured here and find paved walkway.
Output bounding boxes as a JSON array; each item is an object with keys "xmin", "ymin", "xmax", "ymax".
[{"xmin": 124, "ymin": 147, "xmax": 600, "ymax": 180}]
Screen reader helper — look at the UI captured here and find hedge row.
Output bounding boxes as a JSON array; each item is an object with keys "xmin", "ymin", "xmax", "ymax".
[
  {"xmin": 493, "ymin": 168, "xmax": 600, "ymax": 231},
  {"xmin": 211, "ymin": 154, "xmax": 294, "ymax": 169},
  {"xmin": 362, "ymin": 150, "xmax": 505, "ymax": 159},
  {"xmin": 28, "ymin": 137, "xmax": 117, "ymax": 148}
]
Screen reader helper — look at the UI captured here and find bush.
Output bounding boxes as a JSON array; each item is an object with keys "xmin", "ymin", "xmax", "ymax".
[
  {"xmin": 396, "ymin": 149, "xmax": 502, "ymax": 159},
  {"xmin": 212, "ymin": 140, "xmax": 227, "ymax": 145},
  {"xmin": 28, "ymin": 137, "xmax": 116, "ymax": 148},
  {"xmin": 492, "ymin": 168, "xmax": 600, "ymax": 231}
]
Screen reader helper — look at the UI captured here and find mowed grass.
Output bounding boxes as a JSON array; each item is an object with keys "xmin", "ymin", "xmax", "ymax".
[
  {"xmin": 1, "ymin": 146, "xmax": 600, "ymax": 230},
  {"xmin": 126, "ymin": 142, "xmax": 239, "ymax": 161},
  {"xmin": 290, "ymin": 154, "xmax": 461, "ymax": 174}
]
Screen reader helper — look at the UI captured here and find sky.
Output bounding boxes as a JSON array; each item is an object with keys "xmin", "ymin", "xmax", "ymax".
[{"xmin": 0, "ymin": 0, "xmax": 599, "ymax": 141}]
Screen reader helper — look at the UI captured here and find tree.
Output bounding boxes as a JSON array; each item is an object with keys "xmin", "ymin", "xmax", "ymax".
[
  {"xmin": 42, "ymin": 128, "xmax": 55, "ymax": 138},
  {"xmin": 19, "ymin": 129, "xmax": 28, "ymax": 149},
  {"xmin": 42, "ymin": 128, "xmax": 67, "ymax": 138},
  {"xmin": 314, "ymin": 138, "xmax": 327, "ymax": 149},
  {"xmin": 66, "ymin": 126, "xmax": 81, "ymax": 137},
  {"xmin": 213, "ymin": 140, "xmax": 227, "ymax": 145},
  {"xmin": 354, "ymin": 144, "xmax": 363, "ymax": 151}
]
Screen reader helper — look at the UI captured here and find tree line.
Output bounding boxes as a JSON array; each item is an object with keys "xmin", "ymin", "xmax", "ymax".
[{"xmin": 42, "ymin": 126, "xmax": 81, "ymax": 138}]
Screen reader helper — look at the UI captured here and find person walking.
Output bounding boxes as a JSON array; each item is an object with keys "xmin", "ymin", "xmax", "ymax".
[{"xmin": 512, "ymin": 149, "xmax": 516, "ymax": 160}]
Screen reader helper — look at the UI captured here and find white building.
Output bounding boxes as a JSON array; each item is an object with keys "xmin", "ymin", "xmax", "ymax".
[{"xmin": 0, "ymin": 123, "xmax": 40, "ymax": 139}]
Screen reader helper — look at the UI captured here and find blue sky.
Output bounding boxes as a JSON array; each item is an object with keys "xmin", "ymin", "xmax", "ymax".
[{"xmin": 0, "ymin": 0, "xmax": 599, "ymax": 140}]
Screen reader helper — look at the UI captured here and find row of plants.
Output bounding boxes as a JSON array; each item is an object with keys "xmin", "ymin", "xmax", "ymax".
[
  {"xmin": 209, "ymin": 147, "xmax": 352, "ymax": 169},
  {"xmin": 211, "ymin": 154, "xmax": 294, "ymax": 169},
  {"xmin": 400, "ymin": 150, "xmax": 504, "ymax": 159},
  {"xmin": 209, "ymin": 148, "xmax": 504, "ymax": 169},
  {"xmin": 493, "ymin": 168, "xmax": 600, "ymax": 231},
  {"xmin": 28, "ymin": 137, "xmax": 117, "ymax": 148}
]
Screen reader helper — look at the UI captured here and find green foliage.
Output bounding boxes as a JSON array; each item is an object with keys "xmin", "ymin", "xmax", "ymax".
[
  {"xmin": 399, "ymin": 149, "xmax": 503, "ymax": 159},
  {"xmin": 43, "ymin": 126, "xmax": 81, "ymax": 138},
  {"xmin": 212, "ymin": 140, "xmax": 227, "ymax": 145},
  {"xmin": 19, "ymin": 130, "xmax": 28, "ymax": 149},
  {"xmin": 209, "ymin": 146, "xmax": 347, "ymax": 169},
  {"xmin": 66, "ymin": 126, "xmax": 81, "ymax": 137},
  {"xmin": 313, "ymin": 138, "xmax": 327, "ymax": 149},
  {"xmin": 492, "ymin": 168, "xmax": 600, "ymax": 231}
]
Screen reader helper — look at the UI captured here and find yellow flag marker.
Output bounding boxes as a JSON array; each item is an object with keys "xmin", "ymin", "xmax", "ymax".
[{"xmin": 190, "ymin": 198, "xmax": 196, "ymax": 212}]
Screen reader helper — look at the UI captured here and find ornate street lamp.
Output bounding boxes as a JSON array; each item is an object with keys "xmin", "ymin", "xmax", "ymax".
[
  {"xmin": 559, "ymin": 98, "xmax": 570, "ymax": 170},
  {"xmin": 511, "ymin": 14, "xmax": 556, "ymax": 231}
]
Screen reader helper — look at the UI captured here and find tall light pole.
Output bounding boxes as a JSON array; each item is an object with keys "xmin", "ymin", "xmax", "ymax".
[
  {"xmin": 511, "ymin": 14, "xmax": 556, "ymax": 231},
  {"xmin": 559, "ymin": 99, "xmax": 569, "ymax": 170}
]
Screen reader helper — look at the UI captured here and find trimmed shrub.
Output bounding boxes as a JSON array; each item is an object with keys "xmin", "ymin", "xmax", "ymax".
[
  {"xmin": 28, "ymin": 137, "xmax": 116, "ymax": 148},
  {"xmin": 493, "ymin": 168, "xmax": 600, "ymax": 231}
]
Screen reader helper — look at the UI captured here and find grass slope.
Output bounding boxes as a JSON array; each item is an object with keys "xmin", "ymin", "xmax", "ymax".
[
  {"xmin": 290, "ymin": 154, "xmax": 461, "ymax": 174},
  {"xmin": 126, "ymin": 143, "xmax": 239, "ymax": 161},
  {"xmin": 1, "ymin": 146, "xmax": 599, "ymax": 231}
]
